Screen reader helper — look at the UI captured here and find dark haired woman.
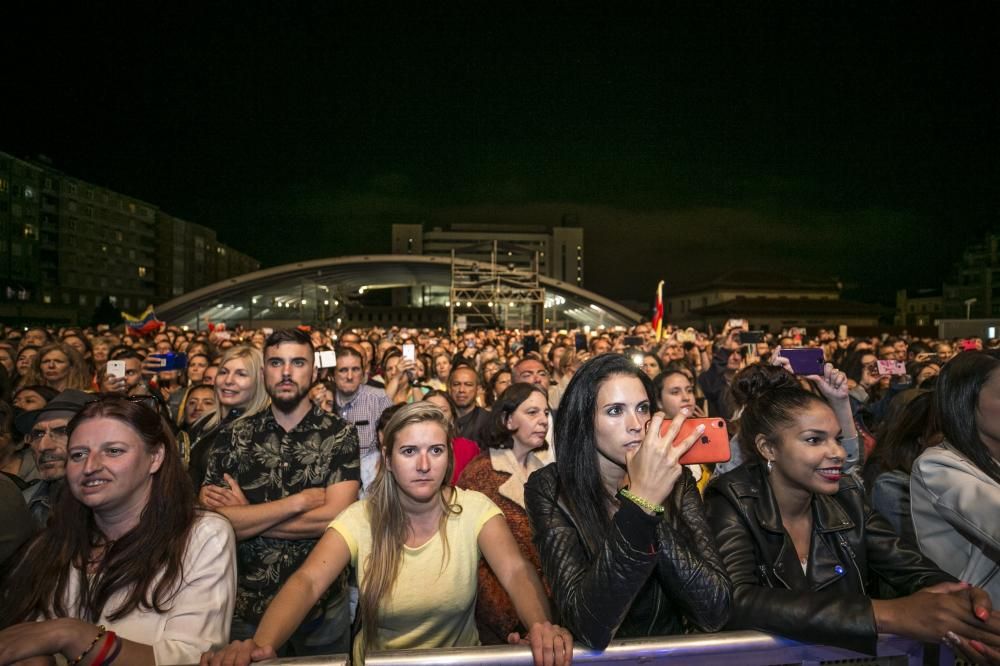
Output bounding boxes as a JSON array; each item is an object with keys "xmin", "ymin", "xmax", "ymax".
[
  {"xmin": 0, "ymin": 396, "xmax": 236, "ymax": 665},
  {"xmin": 704, "ymin": 363, "xmax": 1000, "ymax": 658},
  {"xmin": 525, "ymin": 353, "xmax": 731, "ymax": 649},
  {"xmin": 911, "ymin": 352, "xmax": 1000, "ymax": 643},
  {"xmin": 862, "ymin": 389, "xmax": 937, "ymax": 544},
  {"xmin": 458, "ymin": 383, "xmax": 554, "ymax": 644}
]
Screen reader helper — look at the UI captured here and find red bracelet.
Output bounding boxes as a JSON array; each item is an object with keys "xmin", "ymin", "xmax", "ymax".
[{"xmin": 89, "ymin": 631, "xmax": 117, "ymax": 666}]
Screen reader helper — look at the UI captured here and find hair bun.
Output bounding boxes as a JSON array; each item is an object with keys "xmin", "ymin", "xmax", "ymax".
[{"xmin": 731, "ymin": 364, "xmax": 800, "ymax": 407}]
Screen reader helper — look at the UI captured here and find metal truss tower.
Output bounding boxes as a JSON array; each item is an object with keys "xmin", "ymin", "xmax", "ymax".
[{"xmin": 449, "ymin": 241, "xmax": 545, "ymax": 329}]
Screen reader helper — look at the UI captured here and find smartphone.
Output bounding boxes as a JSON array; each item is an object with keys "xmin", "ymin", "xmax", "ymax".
[
  {"xmin": 106, "ymin": 360, "xmax": 126, "ymax": 379},
  {"xmin": 624, "ymin": 335, "xmax": 643, "ymax": 347},
  {"xmin": 574, "ymin": 333, "xmax": 587, "ymax": 351},
  {"xmin": 523, "ymin": 335, "xmax": 538, "ymax": 354},
  {"xmin": 779, "ymin": 348, "xmax": 825, "ymax": 375},
  {"xmin": 402, "ymin": 343, "xmax": 416, "ymax": 362},
  {"xmin": 738, "ymin": 330, "xmax": 765, "ymax": 344},
  {"xmin": 876, "ymin": 360, "xmax": 907, "ymax": 376},
  {"xmin": 661, "ymin": 417, "xmax": 731, "ymax": 465},
  {"xmin": 149, "ymin": 352, "xmax": 188, "ymax": 371},
  {"xmin": 315, "ymin": 350, "xmax": 337, "ymax": 369},
  {"xmin": 726, "ymin": 318, "xmax": 748, "ymax": 331},
  {"xmin": 961, "ymin": 339, "xmax": 979, "ymax": 351}
]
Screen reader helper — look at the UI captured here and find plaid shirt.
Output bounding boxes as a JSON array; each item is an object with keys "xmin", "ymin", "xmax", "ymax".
[{"xmin": 337, "ymin": 383, "xmax": 393, "ymax": 457}]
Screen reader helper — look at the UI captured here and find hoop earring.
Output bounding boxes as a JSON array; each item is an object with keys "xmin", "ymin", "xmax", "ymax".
[{"xmin": 766, "ymin": 460, "xmax": 773, "ymax": 473}]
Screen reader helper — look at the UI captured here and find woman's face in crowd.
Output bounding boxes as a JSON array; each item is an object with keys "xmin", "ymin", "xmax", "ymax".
[
  {"xmin": 63, "ymin": 336, "xmax": 87, "ymax": 358},
  {"xmin": 386, "ymin": 421, "xmax": 450, "ymax": 504},
  {"xmin": 91, "ymin": 343, "xmax": 110, "ymax": 364},
  {"xmin": 0, "ymin": 347, "xmax": 13, "ymax": 374},
  {"xmin": 659, "ymin": 373, "xmax": 695, "ymax": 419},
  {"xmin": 936, "ymin": 344, "xmax": 954, "ymax": 362},
  {"xmin": 760, "ymin": 401, "xmax": 845, "ymax": 497},
  {"xmin": 506, "ymin": 391, "xmax": 550, "ymax": 451},
  {"xmin": 976, "ymin": 369, "xmax": 1000, "ymax": 458},
  {"xmin": 184, "ymin": 388, "xmax": 218, "ymax": 425},
  {"xmin": 16, "ymin": 349, "xmax": 38, "ymax": 376},
  {"xmin": 641, "ymin": 355, "xmax": 660, "ymax": 380},
  {"xmin": 384, "ymin": 355, "xmax": 401, "ymax": 380},
  {"xmin": 13, "ymin": 389, "xmax": 47, "ymax": 411},
  {"xmin": 186, "ymin": 355, "xmax": 209, "ymax": 383},
  {"xmin": 41, "ymin": 350, "xmax": 71, "ymax": 385},
  {"xmin": 67, "ymin": 417, "xmax": 164, "ymax": 516},
  {"xmin": 492, "ymin": 371, "xmax": 513, "ymax": 398},
  {"xmin": 482, "ymin": 360, "xmax": 500, "ymax": 384},
  {"xmin": 215, "ymin": 358, "xmax": 255, "ymax": 408},
  {"xmin": 424, "ymin": 394, "xmax": 454, "ymax": 425},
  {"xmin": 434, "ymin": 354, "xmax": 451, "ymax": 380},
  {"xmin": 593, "ymin": 374, "xmax": 651, "ymax": 469}
]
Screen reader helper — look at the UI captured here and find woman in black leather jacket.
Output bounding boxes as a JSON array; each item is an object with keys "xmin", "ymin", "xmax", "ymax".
[
  {"xmin": 524, "ymin": 354, "xmax": 731, "ymax": 650},
  {"xmin": 704, "ymin": 363, "xmax": 1000, "ymax": 657}
]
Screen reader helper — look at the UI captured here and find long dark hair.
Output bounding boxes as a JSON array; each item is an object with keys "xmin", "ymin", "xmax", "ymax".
[
  {"xmin": 935, "ymin": 351, "xmax": 1000, "ymax": 485},
  {"xmin": 1, "ymin": 396, "xmax": 197, "ymax": 626},
  {"xmin": 863, "ymin": 390, "xmax": 937, "ymax": 487},
  {"xmin": 555, "ymin": 354, "xmax": 655, "ymax": 554},
  {"xmin": 484, "ymin": 382, "xmax": 549, "ymax": 450},
  {"xmin": 731, "ymin": 364, "xmax": 828, "ymax": 461}
]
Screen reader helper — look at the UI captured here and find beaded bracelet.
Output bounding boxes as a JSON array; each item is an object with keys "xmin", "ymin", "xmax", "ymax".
[
  {"xmin": 620, "ymin": 488, "xmax": 665, "ymax": 514},
  {"xmin": 69, "ymin": 625, "xmax": 106, "ymax": 666},
  {"xmin": 90, "ymin": 631, "xmax": 117, "ymax": 666}
]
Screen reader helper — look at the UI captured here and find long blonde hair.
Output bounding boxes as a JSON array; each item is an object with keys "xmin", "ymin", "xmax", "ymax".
[
  {"xmin": 25, "ymin": 343, "xmax": 92, "ymax": 391},
  {"xmin": 205, "ymin": 345, "xmax": 270, "ymax": 428},
  {"xmin": 359, "ymin": 402, "xmax": 461, "ymax": 652}
]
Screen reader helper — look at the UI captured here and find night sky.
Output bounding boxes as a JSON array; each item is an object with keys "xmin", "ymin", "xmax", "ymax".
[{"xmin": 4, "ymin": 2, "xmax": 998, "ymax": 306}]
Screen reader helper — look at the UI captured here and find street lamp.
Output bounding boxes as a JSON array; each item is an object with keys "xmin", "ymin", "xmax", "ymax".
[{"xmin": 965, "ymin": 298, "xmax": 978, "ymax": 320}]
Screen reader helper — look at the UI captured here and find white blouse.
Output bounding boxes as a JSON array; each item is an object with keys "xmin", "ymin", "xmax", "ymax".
[{"xmin": 62, "ymin": 512, "xmax": 237, "ymax": 665}]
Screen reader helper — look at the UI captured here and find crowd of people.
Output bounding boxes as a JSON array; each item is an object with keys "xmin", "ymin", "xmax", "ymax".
[{"xmin": 0, "ymin": 319, "xmax": 999, "ymax": 665}]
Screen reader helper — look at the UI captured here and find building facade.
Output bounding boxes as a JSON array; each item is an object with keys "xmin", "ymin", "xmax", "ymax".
[
  {"xmin": 0, "ymin": 151, "xmax": 258, "ymax": 325},
  {"xmin": 391, "ymin": 222, "xmax": 584, "ymax": 284}
]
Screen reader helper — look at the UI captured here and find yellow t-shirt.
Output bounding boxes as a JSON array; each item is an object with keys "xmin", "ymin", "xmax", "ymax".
[{"xmin": 329, "ymin": 487, "xmax": 502, "ymax": 660}]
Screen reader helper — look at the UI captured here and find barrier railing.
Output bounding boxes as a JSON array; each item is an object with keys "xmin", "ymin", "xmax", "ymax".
[{"xmin": 242, "ymin": 631, "xmax": 955, "ymax": 666}]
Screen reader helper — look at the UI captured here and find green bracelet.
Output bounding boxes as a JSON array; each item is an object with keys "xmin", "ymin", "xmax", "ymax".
[{"xmin": 620, "ymin": 488, "xmax": 665, "ymax": 514}]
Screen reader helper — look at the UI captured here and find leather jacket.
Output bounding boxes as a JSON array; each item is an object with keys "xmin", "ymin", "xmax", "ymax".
[
  {"xmin": 524, "ymin": 464, "xmax": 732, "ymax": 650},
  {"xmin": 704, "ymin": 462, "xmax": 953, "ymax": 654}
]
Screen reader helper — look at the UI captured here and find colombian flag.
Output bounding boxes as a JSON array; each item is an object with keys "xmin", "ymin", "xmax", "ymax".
[
  {"xmin": 122, "ymin": 305, "xmax": 163, "ymax": 336},
  {"xmin": 652, "ymin": 281, "xmax": 664, "ymax": 342}
]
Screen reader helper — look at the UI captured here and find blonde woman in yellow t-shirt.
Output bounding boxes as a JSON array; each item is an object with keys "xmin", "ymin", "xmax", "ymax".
[{"xmin": 201, "ymin": 402, "xmax": 573, "ymax": 666}]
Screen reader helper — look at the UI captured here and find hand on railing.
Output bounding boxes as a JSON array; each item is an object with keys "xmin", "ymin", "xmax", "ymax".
[
  {"xmin": 507, "ymin": 621, "xmax": 574, "ymax": 665},
  {"xmin": 200, "ymin": 639, "xmax": 276, "ymax": 666}
]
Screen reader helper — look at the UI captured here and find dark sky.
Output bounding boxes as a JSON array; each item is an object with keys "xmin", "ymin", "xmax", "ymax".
[{"xmin": 4, "ymin": 2, "xmax": 998, "ymax": 305}]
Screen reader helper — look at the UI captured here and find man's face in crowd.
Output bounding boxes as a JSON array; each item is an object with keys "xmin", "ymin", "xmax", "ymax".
[
  {"xmin": 449, "ymin": 367, "xmax": 479, "ymax": 410},
  {"xmin": 516, "ymin": 359, "xmax": 551, "ymax": 390},
  {"xmin": 28, "ymin": 416, "xmax": 71, "ymax": 482},
  {"xmin": 264, "ymin": 342, "xmax": 316, "ymax": 411},
  {"xmin": 23, "ymin": 328, "xmax": 47, "ymax": 348},
  {"xmin": 123, "ymin": 357, "xmax": 144, "ymax": 394},
  {"xmin": 591, "ymin": 338, "xmax": 610, "ymax": 355},
  {"xmin": 334, "ymin": 352, "xmax": 365, "ymax": 397}
]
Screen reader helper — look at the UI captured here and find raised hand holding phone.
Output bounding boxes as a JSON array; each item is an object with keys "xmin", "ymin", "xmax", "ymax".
[{"xmin": 626, "ymin": 409, "xmax": 703, "ymax": 509}]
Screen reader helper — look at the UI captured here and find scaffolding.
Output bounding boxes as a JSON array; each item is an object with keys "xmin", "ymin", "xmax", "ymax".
[{"xmin": 449, "ymin": 241, "xmax": 546, "ymax": 329}]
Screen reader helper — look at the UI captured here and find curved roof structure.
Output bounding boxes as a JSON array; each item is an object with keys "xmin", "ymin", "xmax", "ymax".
[{"xmin": 157, "ymin": 254, "xmax": 641, "ymax": 329}]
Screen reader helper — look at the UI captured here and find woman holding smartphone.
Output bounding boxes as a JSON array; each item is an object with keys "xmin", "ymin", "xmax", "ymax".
[
  {"xmin": 525, "ymin": 354, "xmax": 731, "ymax": 650},
  {"xmin": 704, "ymin": 363, "xmax": 1000, "ymax": 657}
]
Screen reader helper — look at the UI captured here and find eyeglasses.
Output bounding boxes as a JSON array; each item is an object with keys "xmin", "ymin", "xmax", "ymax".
[{"xmin": 26, "ymin": 425, "xmax": 69, "ymax": 443}]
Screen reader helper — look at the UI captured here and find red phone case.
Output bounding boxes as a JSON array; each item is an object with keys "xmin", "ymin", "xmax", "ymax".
[{"xmin": 660, "ymin": 417, "xmax": 732, "ymax": 465}]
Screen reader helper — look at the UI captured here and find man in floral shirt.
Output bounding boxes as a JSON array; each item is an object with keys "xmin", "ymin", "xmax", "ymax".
[{"xmin": 201, "ymin": 329, "xmax": 361, "ymax": 654}]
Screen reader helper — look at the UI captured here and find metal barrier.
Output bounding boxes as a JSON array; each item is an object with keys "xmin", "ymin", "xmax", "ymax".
[{"xmin": 245, "ymin": 632, "xmax": 956, "ymax": 666}]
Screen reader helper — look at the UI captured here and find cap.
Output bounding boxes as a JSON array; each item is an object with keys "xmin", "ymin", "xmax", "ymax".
[{"xmin": 15, "ymin": 389, "xmax": 94, "ymax": 435}]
